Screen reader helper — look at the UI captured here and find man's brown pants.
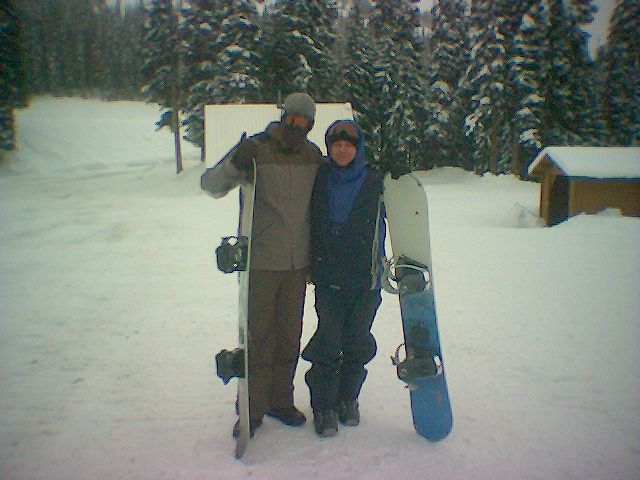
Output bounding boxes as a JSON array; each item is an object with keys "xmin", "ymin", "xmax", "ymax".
[{"xmin": 247, "ymin": 269, "xmax": 307, "ymax": 420}]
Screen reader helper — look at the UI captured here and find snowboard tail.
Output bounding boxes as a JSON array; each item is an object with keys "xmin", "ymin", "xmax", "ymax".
[{"xmin": 398, "ymin": 284, "xmax": 452, "ymax": 441}]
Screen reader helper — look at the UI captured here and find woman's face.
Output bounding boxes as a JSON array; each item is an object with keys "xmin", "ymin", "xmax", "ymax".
[{"xmin": 330, "ymin": 140, "xmax": 357, "ymax": 167}]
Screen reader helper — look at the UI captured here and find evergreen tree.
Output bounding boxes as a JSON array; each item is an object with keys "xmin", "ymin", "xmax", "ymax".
[
  {"xmin": 602, "ymin": 0, "xmax": 640, "ymax": 145},
  {"xmin": 539, "ymin": 0, "xmax": 598, "ymax": 146},
  {"xmin": 141, "ymin": 0, "xmax": 184, "ymax": 171},
  {"xmin": 211, "ymin": 0, "xmax": 263, "ymax": 103},
  {"xmin": 424, "ymin": 0, "xmax": 470, "ymax": 170},
  {"xmin": 0, "ymin": 0, "xmax": 26, "ymax": 152},
  {"xmin": 305, "ymin": 0, "xmax": 340, "ymax": 101},
  {"xmin": 120, "ymin": 6, "xmax": 146, "ymax": 99},
  {"xmin": 463, "ymin": 0, "xmax": 510, "ymax": 174},
  {"xmin": 343, "ymin": 0, "xmax": 377, "ymax": 144},
  {"xmin": 496, "ymin": 0, "xmax": 553, "ymax": 176},
  {"xmin": 141, "ymin": 0, "xmax": 181, "ymax": 130},
  {"xmin": 19, "ymin": 0, "xmax": 143, "ymax": 99},
  {"xmin": 181, "ymin": 0, "xmax": 221, "ymax": 152},
  {"xmin": 369, "ymin": 0, "xmax": 426, "ymax": 175},
  {"xmin": 263, "ymin": 0, "xmax": 339, "ymax": 102},
  {"xmin": 508, "ymin": 0, "xmax": 547, "ymax": 176}
]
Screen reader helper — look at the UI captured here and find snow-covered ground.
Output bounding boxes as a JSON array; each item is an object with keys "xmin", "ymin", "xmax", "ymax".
[{"xmin": 1, "ymin": 98, "xmax": 638, "ymax": 480}]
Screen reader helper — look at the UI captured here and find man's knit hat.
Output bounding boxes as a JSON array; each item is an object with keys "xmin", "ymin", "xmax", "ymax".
[{"xmin": 283, "ymin": 93, "xmax": 316, "ymax": 122}]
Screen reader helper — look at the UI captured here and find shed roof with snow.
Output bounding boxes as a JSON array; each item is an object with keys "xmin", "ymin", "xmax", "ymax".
[
  {"xmin": 528, "ymin": 147, "xmax": 640, "ymax": 179},
  {"xmin": 204, "ymin": 103, "xmax": 354, "ymax": 166}
]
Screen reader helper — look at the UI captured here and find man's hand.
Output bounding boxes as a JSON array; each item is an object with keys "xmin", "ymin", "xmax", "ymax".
[{"xmin": 231, "ymin": 137, "xmax": 258, "ymax": 172}]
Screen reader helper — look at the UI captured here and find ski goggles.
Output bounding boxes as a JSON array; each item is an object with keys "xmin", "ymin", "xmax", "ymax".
[
  {"xmin": 328, "ymin": 121, "xmax": 359, "ymax": 145},
  {"xmin": 283, "ymin": 114, "xmax": 310, "ymax": 129}
]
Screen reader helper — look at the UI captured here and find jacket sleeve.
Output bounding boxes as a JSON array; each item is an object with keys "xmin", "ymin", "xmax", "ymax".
[{"xmin": 201, "ymin": 135, "xmax": 250, "ymax": 199}]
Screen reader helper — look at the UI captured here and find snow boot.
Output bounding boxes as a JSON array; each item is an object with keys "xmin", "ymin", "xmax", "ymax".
[
  {"xmin": 266, "ymin": 406, "xmax": 306, "ymax": 426},
  {"xmin": 313, "ymin": 410, "xmax": 339, "ymax": 437},
  {"xmin": 337, "ymin": 400, "xmax": 360, "ymax": 426}
]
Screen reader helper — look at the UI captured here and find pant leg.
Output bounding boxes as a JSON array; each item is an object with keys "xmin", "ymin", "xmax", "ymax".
[
  {"xmin": 269, "ymin": 268, "xmax": 307, "ymax": 409},
  {"xmin": 339, "ymin": 289, "xmax": 382, "ymax": 402},
  {"xmin": 247, "ymin": 270, "xmax": 280, "ymax": 420},
  {"xmin": 302, "ymin": 286, "xmax": 346, "ymax": 412}
]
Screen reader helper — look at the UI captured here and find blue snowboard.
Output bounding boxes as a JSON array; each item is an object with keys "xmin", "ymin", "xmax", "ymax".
[{"xmin": 384, "ymin": 173, "xmax": 453, "ymax": 442}]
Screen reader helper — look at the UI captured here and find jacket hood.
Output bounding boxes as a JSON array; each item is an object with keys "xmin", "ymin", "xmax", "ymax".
[{"xmin": 325, "ymin": 120, "xmax": 368, "ymax": 224}]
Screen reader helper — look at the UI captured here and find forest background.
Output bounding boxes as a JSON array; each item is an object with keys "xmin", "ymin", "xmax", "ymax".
[{"xmin": 1, "ymin": 0, "xmax": 638, "ymax": 176}]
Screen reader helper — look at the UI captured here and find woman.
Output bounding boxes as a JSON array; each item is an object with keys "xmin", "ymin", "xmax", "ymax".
[{"xmin": 302, "ymin": 120, "xmax": 386, "ymax": 437}]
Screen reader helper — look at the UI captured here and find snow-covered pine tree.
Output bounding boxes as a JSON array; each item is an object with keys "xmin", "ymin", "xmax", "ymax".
[
  {"xmin": 119, "ymin": 7, "xmax": 146, "ymax": 99},
  {"xmin": 508, "ymin": 0, "xmax": 547, "ymax": 177},
  {"xmin": 263, "ymin": 0, "xmax": 339, "ymax": 102},
  {"xmin": 100, "ymin": 2, "xmax": 146, "ymax": 100},
  {"xmin": 495, "ymin": 0, "xmax": 555, "ymax": 176},
  {"xmin": 141, "ymin": 0, "xmax": 181, "ymax": 129},
  {"xmin": 343, "ymin": 0, "xmax": 377, "ymax": 149},
  {"xmin": 424, "ymin": 0, "xmax": 470, "ymax": 170},
  {"xmin": 141, "ymin": 0, "xmax": 184, "ymax": 171},
  {"xmin": 305, "ymin": 0, "xmax": 340, "ymax": 101},
  {"xmin": 262, "ymin": 2, "xmax": 301, "ymax": 100},
  {"xmin": 568, "ymin": 0, "xmax": 604, "ymax": 145},
  {"xmin": 369, "ymin": 0, "xmax": 426, "ymax": 175},
  {"xmin": 463, "ymin": 0, "xmax": 510, "ymax": 174},
  {"xmin": 602, "ymin": 0, "xmax": 640, "ymax": 146},
  {"xmin": 0, "ymin": 0, "xmax": 23, "ymax": 152},
  {"xmin": 180, "ymin": 0, "xmax": 221, "ymax": 158},
  {"xmin": 539, "ymin": 0, "xmax": 598, "ymax": 146},
  {"xmin": 211, "ymin": 0, "xmax": 263, "ymax": 103},
  {"xmin": 98, "ymin": 5, "xmax": 126, "ymax": 99}
]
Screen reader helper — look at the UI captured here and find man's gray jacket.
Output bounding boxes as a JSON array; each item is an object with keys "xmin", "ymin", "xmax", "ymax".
[{"xmin": 201, "ymin": 122, "xmax": 324, "ymax": 271}]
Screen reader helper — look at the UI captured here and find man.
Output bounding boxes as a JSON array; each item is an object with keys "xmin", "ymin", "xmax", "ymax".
[{"xmin": 201, "ymin": 93, "xmax": 324, "ymax": 437}]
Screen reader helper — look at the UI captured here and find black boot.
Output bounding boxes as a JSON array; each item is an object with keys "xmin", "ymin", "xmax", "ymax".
[
  {"xmin": 266, "ymin": 406, "xmax": 307, "ymax": 426},
  {"xmin": 313, "ymin": 410, "xmax": 339, "ymax": 437},
  {"xmin": 337, "ymin": 400, "xmax": 360, "ymax": 426}
]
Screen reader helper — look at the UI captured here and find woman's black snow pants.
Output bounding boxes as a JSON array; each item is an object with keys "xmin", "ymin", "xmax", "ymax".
[{"xmin": 302, "ymin": 285, "xmax": 382, "ymax": 412}]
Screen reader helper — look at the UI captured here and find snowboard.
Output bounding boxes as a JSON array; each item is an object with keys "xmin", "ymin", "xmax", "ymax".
[
  {"xmin": 212, "ymin": 135, "xmax": 256, "ymax": 459},
  {"xmin": 383, "ymin": 172, "xmax": 453, "ymax": 442}
]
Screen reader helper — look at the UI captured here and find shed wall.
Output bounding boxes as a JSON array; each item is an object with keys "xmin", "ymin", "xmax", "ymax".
[{"xmin": 569, "ymin": 179, "xmax": 640, "ymax": 217}]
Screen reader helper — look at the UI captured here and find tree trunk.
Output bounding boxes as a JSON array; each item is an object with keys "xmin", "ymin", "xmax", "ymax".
[
  {"xmin": 171, "ymin": 74, "xmax": 182, "ymax": 174},
  {"xmin": 170, "ymin": 4, "xmax": 182, "ymax": 174}
]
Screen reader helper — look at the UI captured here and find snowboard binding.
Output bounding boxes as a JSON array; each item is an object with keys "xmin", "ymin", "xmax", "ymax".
[
  {"xmin": 216, "ymin": 236, "xmax": 249, "ymax": 273},
  {"xmin": 382, "ymin": 256, "xmax": 430, "ymax": 295},
  {"xmin": 215, "ymin": 348, "xmax": 245, "ymax": 384},
  {"xmin": 391, "ymin": 343, "xmax": 443, "ymax": 389}
]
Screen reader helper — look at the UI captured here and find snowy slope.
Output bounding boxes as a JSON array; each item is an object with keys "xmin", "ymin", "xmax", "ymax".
[{"xmin": 1, "ymin": 98, "xmax": 638, "ymax": 480}]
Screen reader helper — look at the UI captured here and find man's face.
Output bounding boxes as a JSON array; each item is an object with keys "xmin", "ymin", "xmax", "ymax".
[{"xmin": 283, "ymin": 114, "xmax": 310, "ymax": 130}]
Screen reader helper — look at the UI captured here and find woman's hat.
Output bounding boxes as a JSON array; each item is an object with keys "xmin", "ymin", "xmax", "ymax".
[{"xmin": 328, "ymin": 121, "xmax": 359, "ymax": 147}]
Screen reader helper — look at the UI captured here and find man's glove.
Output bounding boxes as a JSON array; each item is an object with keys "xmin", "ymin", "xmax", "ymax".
[{"xmin": 231, "ymin": 137, "xmax": 258, "ymax": 172}]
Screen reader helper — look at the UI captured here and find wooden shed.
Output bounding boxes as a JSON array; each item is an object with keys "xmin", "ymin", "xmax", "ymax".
[{"xmin": 528, "ymin": 147, "xmax": 640, "ymax": 226}]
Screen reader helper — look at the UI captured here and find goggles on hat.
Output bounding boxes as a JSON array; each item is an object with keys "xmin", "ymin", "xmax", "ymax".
[
  {"xmin": 284, "ymin": 114, "xmax": 310, "ymax": 129},
  {"xmin": 328, "ymin": 121, "xmax": 358, "ymax": 144}
]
